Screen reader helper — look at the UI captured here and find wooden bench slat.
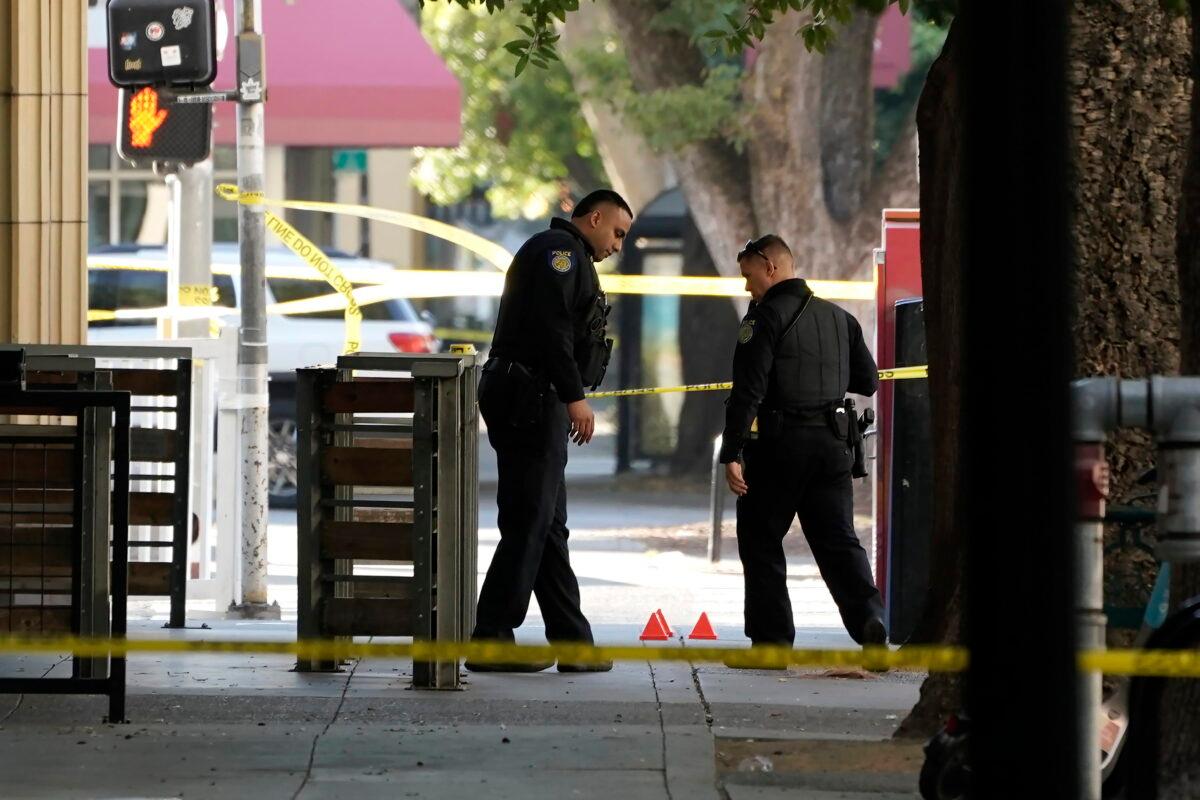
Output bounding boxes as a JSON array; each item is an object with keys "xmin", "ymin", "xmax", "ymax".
[
  {"xmin": 0, "ymin": 448, "xmax": 75, "ymax": 487},
  {"xmin": 320, "ymin": 448, "xmax": 412, "ymax": 488},
  {"xmin": 0, "ymin": 607, "xmax": 73, "ymax": 634},
  {"xmin": 126, "ymin": 492, "xmax": 175, "ymax": 526},
  {"xmin": 111, "ymin": 368, "xmax": 179, "ymax": 397},
  {"xmin": 0, "ymin": 545, "xmax": 74, "ymax": 576},
  {"xmin": 322, "ymin": 598, "xmax": 413, "ymax": 637},
  {"xmin": 130, "ymin": 428, "xmax": 177, "ymax": 462},
  {"xmin": 0, "ymin": 513, "xmax": 74, "ymax": 526},
  {"xmin": 127, "ymin": 561, "xmax": 172, "ymax": 595},
  {"xmin": 320, "ymin": 521, "xmax": 413, "ymax": 561},
  {"xmin": 321, "ymin": 380, "xmax": 414, "ymax": 414}
]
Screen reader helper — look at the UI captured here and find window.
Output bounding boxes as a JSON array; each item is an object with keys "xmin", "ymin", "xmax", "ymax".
[
  {"xmin": 267, "ymin": 277, "xmax": 417, "ymax": 321},
  {"xmin": 87, "ymin": 145, "xmax": 240, "ymax": 248},
  {"xmin": 89, "ymin": 269, "xmax": 237, "ymax": 327},
  {"xmin": 88, "ymin": 269, "xmax": 163, "ymax": 328},
  {"xmin": 88, "ymin": 182, "xmax": 111, "ymax": 249}
]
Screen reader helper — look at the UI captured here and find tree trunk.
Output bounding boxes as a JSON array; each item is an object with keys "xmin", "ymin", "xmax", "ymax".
[
  {"xmin": 605, "ymin": 0, "xmax": 916, "ymax": 280},
  {"xmin": 894, "ymin": 18, "xmax": 964, "ymax": 738},
  {"xmin": 670, "ymin": 217, "xmax": 740, "ymax": 475},
  {"xmin": 897, "ymin": 0, "xmax": 1191, "ymax": 742},
  {"xmin": 557, "ymin": 1, "xmax": 674, "ymax": 214},
  {"xmin": 1157, "ymin": 4, "xmax": 1200, "ymax": 794},
  {"xmin": 1069, "ymin": 2, "xmax": 1188, "ymax": 653}
]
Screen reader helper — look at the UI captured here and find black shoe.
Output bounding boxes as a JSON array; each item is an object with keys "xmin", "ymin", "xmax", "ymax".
[
  {"xmin": 861, "ymin": 616, "xmax": 888, "ymax": 647},
  {"xmin": 464, "ymin": 659, "xmax": 554, "ymax": 673},
  {"xmin": 557, "ymin": 660, "xmax": 613, "ymax": 673}
]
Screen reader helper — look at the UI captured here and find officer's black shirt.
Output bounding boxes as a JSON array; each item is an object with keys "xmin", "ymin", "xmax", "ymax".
[
  {"xmin": 719, "ymin": 278, "xmax": 878, "ymax": 464},
  {"xmin": 490, "ymin": 217, "xmax": 600, "ymax": 404}
]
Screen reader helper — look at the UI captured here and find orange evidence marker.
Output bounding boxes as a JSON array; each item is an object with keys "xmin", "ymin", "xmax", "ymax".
[
  {"xmin": 639, "ymin": 611, "xmax": 671, "ymax": 641},
  {"xmin": 687, "ymin": 612, "xmax": 718, "ymax": 640}
]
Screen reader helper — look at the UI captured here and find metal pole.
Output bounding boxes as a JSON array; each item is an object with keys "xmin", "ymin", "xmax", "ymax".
[
  {"xmin": 228, "ymin": 0, "xmax": 277, "ymax": 618},
  {"xmin": 1074, "ymin": 442, "xmax": 1107, "ymax": 800},
  {"xmin": 177, "ymin": 158, "xmax": 215, "ymax": 341}
]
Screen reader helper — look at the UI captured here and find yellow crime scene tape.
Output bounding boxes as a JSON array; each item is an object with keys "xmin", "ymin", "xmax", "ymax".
[
  {"xmin": 179, "ymin": 283, "xmax": 221, "ymax": 338},
  {"xmin": 89, "ymin": 187, "xmax": 874, "ymax": 337},
  {"xmin": 216, "ymin": 185, "xmax": 362, "ymax": 354},
  {"xmin": 0, "ymin": 636, "xmax": 1196, "ymax": 678},
  {"xmin": 216, "ymin": 184, "xmax": 515, "ymax": 271},
  {"xmin": 585, "ymin": 366, "xmax": 929, "ymax": 400},
  {"xmin": 87, "ymin": 260, "xmax": 873, "ymax": 303}
]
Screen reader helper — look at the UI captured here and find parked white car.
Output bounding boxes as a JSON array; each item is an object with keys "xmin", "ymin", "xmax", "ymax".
[{"xmin": 87, "ymin": 242, "xmax": 440, "ymax": 507}]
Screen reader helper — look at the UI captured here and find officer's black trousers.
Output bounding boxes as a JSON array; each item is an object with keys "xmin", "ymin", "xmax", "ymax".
[
  {"xmin": 471, "ymin": 369, "xmax": 593, "ymax": 644},
  {"xmin": 736, "ymin": 426, "xmax": 883, "ymax": 645}
]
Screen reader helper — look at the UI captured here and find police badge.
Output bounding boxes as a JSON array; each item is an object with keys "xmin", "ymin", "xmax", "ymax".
[
  {"xmin": 738, "ymin": 319, "xmax": 755, "ymax": 344},
  {"xmin": 549, "ymin": 250, "xmax": 574, "ymax": 273}
]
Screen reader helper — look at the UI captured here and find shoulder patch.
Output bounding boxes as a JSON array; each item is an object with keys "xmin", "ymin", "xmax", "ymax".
[
  {"xmin": 737, "ymin": 319, "xmax": 756, "ymax": 344},
  {"xmin": 549, "ymin": 249, "xmax": 575, "ymax": 273}
]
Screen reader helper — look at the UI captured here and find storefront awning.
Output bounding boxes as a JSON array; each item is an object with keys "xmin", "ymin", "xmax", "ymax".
[{"xmin": 88, "ymin": 0, "xmax": 461, "ymax": 148}]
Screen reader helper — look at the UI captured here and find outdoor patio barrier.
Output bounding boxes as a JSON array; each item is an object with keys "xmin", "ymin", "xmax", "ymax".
[{"xmin": 295, "ymin": 352, "xmax": 479, "ymax": 688}]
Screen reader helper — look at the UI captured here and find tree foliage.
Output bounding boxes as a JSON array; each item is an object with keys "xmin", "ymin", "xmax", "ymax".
[
  {"xmin": 412, "ymin": 1, "xmax": 607, "ymax": 218},
  {"xmin": 422, "ymin": 0, "xmax": 955, "ymax": 68}
]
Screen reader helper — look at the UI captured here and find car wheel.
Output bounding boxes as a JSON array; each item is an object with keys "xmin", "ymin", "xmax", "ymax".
[{"xmin": 268, "ymin": 400, "xmax": 298, "ymax": 509}]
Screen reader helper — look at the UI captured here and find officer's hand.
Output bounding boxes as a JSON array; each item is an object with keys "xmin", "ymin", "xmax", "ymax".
[
  {"xmin": 725, "ymin": 461, "xmax": 748, "ymax": 496},
  {"xmin": 567, "ymin": 399, "xmax": 595, "ymax": 445}
]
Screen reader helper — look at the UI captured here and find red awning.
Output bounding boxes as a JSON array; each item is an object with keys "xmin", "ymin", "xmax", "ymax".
[{"xmin": 89, "ymin": 0, "xmax": 461, "ymax": 148}]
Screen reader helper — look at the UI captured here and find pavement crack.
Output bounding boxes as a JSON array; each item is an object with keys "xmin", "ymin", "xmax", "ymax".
[
  {"xmin": 1, "ymin": 655, "xmax": 68, "ymax": 725},
  {"xmin": 290, "ymin": 641, "xmax": 366, "ymax": 800},
  {"xmin": 689, "ymin": 662, "xmax": 715, "ymax": 729},
  {"xmin": 647, "ymin": 660, "xmax": 675, "ymax": 800}
]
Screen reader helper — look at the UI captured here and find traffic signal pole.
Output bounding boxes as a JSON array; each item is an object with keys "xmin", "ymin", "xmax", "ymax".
[
  {"xmin": 167, "ymin": 157, "xmax": 215, "ymax": 341},
  {"xmin": 227, "ymin": 0, "xmax": 277, "ymax": 619}
]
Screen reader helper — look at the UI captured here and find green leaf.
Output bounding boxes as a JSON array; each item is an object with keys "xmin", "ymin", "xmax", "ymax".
[
  {"xmin": 517, "ymin": 23, "xmax": 536, "ymax": 37},
  {"xmin": 552, "ymin": 6, "xmax": 566, "ymax": 22},
  {"xmin": 703, "ymin": 28, "xmax": 727, "ymax": 38},
  {"xmin": 515, "ymin": 53, "xmax": 529, "ymax": 75},
  {"xmin": 504, "ymin": 39, "xmax": 528, "ymax": 56},
  {"xmin": 898, "ymin": 0, "xmax": 911, "ymax": 14}
]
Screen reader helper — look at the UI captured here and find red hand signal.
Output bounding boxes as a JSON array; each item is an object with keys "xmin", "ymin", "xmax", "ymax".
[{"xmin": 128, "ymin": 87, "xmax": 168, "ymax": 148}]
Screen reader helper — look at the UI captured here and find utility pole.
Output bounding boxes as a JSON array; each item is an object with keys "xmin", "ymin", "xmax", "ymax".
[
  {"xmin": 166, "ymin": 158, "xmax": 215, "ymax": 341},
  {"xmin": 228, "ymin": 0, "xmax": 278, "ymax": 618}
]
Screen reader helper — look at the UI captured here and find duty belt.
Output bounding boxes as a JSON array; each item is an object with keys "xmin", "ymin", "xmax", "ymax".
[{"xmin": 760, "ymin": 404, "xmax": 839, "ymax": 428}]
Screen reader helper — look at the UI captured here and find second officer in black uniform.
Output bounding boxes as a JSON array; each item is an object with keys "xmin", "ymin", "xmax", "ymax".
[
  {"xmin": 720, "ymin": 234, "xmax": 886, "ymax": 650},
  {"xmin": 467, "ymin": 189, "xmax": 632, "ymax": 673}
]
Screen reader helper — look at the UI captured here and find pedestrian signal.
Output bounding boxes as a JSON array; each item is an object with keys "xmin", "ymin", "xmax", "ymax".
[{"xmin": 117, "ymin": 87, "xmax": 212, "ymax": 165}]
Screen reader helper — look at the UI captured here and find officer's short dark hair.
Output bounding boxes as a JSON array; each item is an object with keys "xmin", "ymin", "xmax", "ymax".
[
  {"xmin": 737, "ymin": 234, "xmax": 792, "ymax": 263},
  {"xmin": 572, "ymin": 189, "xmax": 633, "ymax": 220}
]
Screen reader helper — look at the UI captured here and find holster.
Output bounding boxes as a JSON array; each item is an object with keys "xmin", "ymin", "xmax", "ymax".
[
  {"xmin": 827, "ymin": 401, "xmax": 851, "ymax": 441},
  {"xmin": 843, "ymin": 398, "xmax": 869, "ymax": 479},
  {"xmin": 576, "ymin": 291, "xmax": 613, "ymax": 389},
  {"xmin": 483, "ymin": 359, "xmax": 548, "ymax": 428}
]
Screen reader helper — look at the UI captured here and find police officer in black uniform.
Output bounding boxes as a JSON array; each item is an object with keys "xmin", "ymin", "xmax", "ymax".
[
  {"xmin": 720, "ymin": 234, "xmax": 886, "ymax": 650},
  {"xmin": 467, "ymin": 190, "xmax": 632, "ymax": 673}
]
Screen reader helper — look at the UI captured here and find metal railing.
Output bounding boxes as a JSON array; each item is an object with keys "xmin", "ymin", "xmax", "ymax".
[
  {"xmin": 6, "ymin": 344, "xmax": 193, "ymax": 627},
  {"xmin": 0, "ymin": 369, "xmax": 131, "ymax": 722}
]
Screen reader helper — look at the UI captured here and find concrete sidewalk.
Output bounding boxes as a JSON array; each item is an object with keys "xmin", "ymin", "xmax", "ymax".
[
  {"xmin": 0, "ymin": 458, "xmax": 913, "ymax": 798},
  {"xmin": 0, "ymin": 618, "xmax": 925, "ymax": 799}
]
